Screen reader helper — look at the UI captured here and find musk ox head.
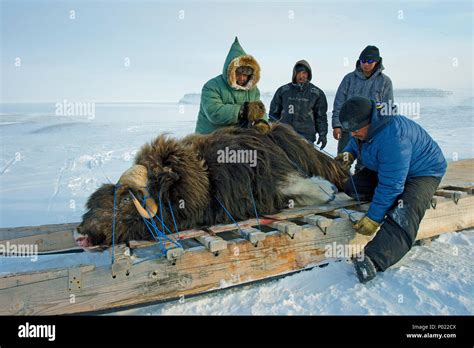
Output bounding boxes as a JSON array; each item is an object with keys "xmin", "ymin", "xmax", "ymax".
[
  {"xmin": 75, "ymin": 135, "xmax": 211, "ymax": 248},
  {"xmin": 74, "ymin": 165, "xmax": 157, "ymax": 248}
]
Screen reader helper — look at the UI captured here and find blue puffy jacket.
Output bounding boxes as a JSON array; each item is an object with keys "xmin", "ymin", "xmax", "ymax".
[{"xmin": 344, "ymin": 104, "xmax": 447, "ymax": 222}]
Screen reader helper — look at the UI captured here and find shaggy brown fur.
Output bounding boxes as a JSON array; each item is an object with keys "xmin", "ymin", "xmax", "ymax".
[
  {"xmin": 76, "ymin": 123, "xmax": 348, "ymax": 247},
  {"xmin": 246, "ymin": 101, "xmax": 266, "ymax": 122}
]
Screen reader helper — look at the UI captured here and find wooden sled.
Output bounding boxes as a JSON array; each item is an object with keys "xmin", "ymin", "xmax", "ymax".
[{"xmin": 0, "ymin": 159, "xmax": 472, "ymax": 315}]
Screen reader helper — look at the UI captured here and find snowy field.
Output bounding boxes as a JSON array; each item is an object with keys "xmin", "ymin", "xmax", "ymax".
[{"xmin": 0, "ymin": 89, "xmax": 473, "ymax": 315}]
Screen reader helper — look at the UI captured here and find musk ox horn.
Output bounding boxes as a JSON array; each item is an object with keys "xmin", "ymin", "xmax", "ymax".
[{"xmin": 117, "ymin": 164, "xmax": 158, "ymax": 219}]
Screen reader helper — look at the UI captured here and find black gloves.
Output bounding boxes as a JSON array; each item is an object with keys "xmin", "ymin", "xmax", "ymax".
[{"xmin": 316, "ymin": 134, "xmax": 327, "ymax": 150}]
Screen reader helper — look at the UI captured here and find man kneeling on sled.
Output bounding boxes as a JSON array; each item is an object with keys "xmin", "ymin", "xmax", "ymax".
[{"xmin": 335, "ymin": 96, "xmax": 447, "ymax": 283}]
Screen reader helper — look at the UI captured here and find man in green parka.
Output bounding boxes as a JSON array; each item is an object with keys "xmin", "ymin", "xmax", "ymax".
[{"xmin": 195, "ymin": 37, "xmax": 267, "ymax": 134}]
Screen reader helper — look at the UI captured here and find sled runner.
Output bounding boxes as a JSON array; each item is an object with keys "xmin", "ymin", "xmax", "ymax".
[{"xmin": 0, "ymin": 159, "xmax": 472, "ymax": 315}]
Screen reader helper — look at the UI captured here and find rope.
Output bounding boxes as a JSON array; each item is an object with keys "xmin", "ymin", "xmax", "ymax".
[
  {"xmin": 143, "ymin": 217, "xmax": 166, "ymax": 255},
  {"xmin": 317, "ymin": 184, "xmax": 334, "ymax": 201},
  {"xmin": 128, "ymin": 189, "xmax": 181, "ymax": 255},
  {"xmin": 215, "ymin": 196, "xmax": 241, "ymax": 232},
  {"xmin": 349, "ymin": 174, "xmax": 362, "ymax": 207},
  {"xmin": 248, "ymin": 182, "xmax": 261, "ymax": 231},
  {"xmin": 168, "ymin": 199, "xmax": 181, "ymax": 239},
  {"xmin": 340, "ymin": 207, "xmax": 359, "ymax": 223}
]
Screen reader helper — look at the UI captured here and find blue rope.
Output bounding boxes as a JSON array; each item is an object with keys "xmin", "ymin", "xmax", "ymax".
[
  {"xmin": 215, "ymin": 196, "xmax": 241, "ymax": 232},
  {"xmin": 143, "ymin": 217, "xmax": 166, "ymax": 255},
  {"xmin": 318, "ymin": 184, "xmax": 335, "ymax": 201},
  {"xmin": 140, "ymin": 190, "xmax": 178, "ymax": 238},
  {"xmin": 248, "ymin": 183, "xmax": 261, "ymax": 231},
  {"xmin": 349, "ymin": 174, "xmax": 361, "ymax": 207},
  {"xmin": 144, "ymin": 210, "xmax": 181, "ymax": 248},
  {"xmin": 168, "ymin": 199, "xmax": 180, "ymax": 239},
  {"xmin": 148, "ymin": 205, "xmax": 181, "ymax": 248},
  {"xmin": 128, "ymin": 190, "xmax": 181, "ymax": 254},
  {"xmin": 340, "ymin": 207, "xmax": 358, "ymax": 223}
]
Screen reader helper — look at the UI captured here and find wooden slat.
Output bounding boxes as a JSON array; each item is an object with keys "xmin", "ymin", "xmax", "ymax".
[
  {"xmin": 0, "ymin": 223, "xmax": 79, "ymax": 240},
  {"xmin": 0, "ymin": 230, "xmax": 77, "ymax": 253},
  {"xmin": 440, "ymin": 159, "xmax": 474, "ymax": 187}
]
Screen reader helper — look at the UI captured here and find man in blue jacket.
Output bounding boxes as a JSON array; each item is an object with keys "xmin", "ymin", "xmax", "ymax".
[{"xmin": 335, "ymin": 96, "xmax": 447, "ymax": 283}]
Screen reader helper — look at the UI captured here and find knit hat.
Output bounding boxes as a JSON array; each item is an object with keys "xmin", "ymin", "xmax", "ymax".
[
  {"xmin": 339, "ymin": 97, "xmax": 373, "ymax": 131},
  {"xmin": 359, "ymin": 45, "xmax": 381, "ymax": 62},
  {"xmin": 235, "ymin": 66, "xmax": 254, "ymax": 76}
]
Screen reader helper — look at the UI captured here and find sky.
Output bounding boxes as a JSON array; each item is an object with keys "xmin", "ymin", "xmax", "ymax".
[{"xmin": 1, "ymin": 0, "xmax": 473, "ymax": 102}]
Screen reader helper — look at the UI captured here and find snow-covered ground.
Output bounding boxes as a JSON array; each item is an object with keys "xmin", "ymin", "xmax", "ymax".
[{"xmin": 0, "ymin": 89, "xmax": 473, "ymax": 315}]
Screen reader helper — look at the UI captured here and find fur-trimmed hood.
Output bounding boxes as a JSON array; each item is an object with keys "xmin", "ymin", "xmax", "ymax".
[{"xmin": 223, "ymin": 37, "xmax": 261, "ymax": 91}]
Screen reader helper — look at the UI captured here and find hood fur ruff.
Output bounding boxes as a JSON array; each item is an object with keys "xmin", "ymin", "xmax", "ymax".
[{"xmin": 227, "ymin": 54, "xmax": 261, "ymax": 91}]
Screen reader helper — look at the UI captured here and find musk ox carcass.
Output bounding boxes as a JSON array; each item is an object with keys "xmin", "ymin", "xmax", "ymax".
[{"xmin": 75, "ymin": 123, "xmax": 348, "ymax": 247}]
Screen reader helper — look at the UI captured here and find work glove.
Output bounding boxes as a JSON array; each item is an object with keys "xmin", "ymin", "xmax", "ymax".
[
  {"xmin": 239, "ymin": 101, "xmax": 266, "ymax": 122},
  {"xmin": 316, "ymin": 134, "xmax": 327, "ymax": 150},
  {"xmin": 353, "ymin": 216, "xmax": 381, "ymax": 236},
  {"xmin": 334, "ymin": 151, "xmax": 354, "ymax": 172}
]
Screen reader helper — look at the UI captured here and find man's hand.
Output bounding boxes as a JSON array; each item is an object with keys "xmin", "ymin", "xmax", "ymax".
[
  {"xmin": 334, "ymin": 151, "xmax": 354, "ymax": 172},
  {"xmin": 316, "ymin": 134, "xmax": 327, "ymax": 150},
  {"xmin": 240, "ymin": 101, "xmax": 266, "ymax": 122},
  {"xmin": 353, "ymin": 216, "xmax": 381, "ymax": 236},
  {"xmin": 333, "ymin": 127, "xmax": 342, "ymax": 140}
]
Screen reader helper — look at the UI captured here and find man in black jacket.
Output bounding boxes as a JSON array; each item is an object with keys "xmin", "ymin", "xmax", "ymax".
[{"xmin": 269, "ymin": 60, "xmax": 328, "ymax": 149}]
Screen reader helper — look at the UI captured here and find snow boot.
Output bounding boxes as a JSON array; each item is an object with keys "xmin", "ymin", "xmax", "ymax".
[{"xmin": 352, "ymin": 255, "xmax": 377, "ymax": 284}]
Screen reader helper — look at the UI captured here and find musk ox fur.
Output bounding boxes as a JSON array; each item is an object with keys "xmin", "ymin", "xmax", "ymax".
[{"xmin": 75, "ymin": 123, "xmax": 348, "ymax": 247}]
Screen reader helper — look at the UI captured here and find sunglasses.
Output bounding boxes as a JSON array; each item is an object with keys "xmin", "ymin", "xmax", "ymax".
[{"xmin": 360, "ymin": 59, "xmax": 376, "ymax": 64}]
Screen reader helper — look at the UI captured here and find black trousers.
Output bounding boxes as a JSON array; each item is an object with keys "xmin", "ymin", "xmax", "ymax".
[{"xmin": 344, "ymin": 168, "xmax": 442, "ymax": 271}]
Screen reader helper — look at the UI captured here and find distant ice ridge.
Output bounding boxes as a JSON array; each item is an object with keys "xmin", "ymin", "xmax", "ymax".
[
  {"xmin": 178, "ymin": 89, "xmax": 454, "ymax": 104},
  {"xmin": 178, "ymin": 93, "xmax": 201, "ymax": 105}
]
